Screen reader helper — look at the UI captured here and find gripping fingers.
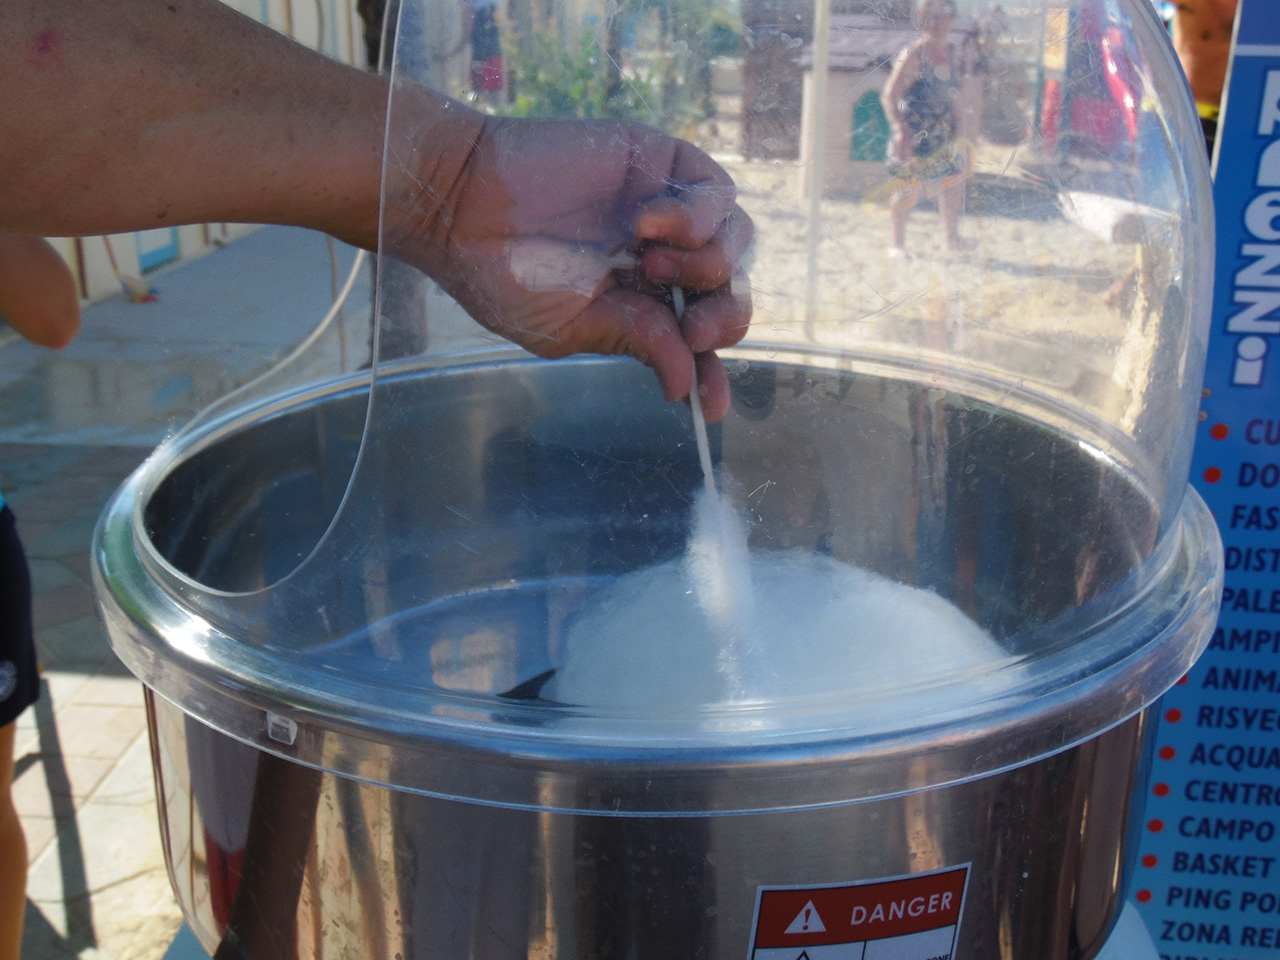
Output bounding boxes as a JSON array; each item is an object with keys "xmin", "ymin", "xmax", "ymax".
[
  {"xmin": 693, "ymin": 350, "xmax": 731, "ymax": 423},
  {"xmin": 679, "ymin": 278, "xmax": 752, "ymax": 355},
  {"xmin": 570, "ymin": 286, "xmax": 694, "ymax": 404},
  {"xmin": 638, "ymin": 204, "xmax": 753, "ymax": 290}
]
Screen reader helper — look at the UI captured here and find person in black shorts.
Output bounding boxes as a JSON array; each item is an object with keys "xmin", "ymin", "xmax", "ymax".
[
  {"xmin": 0, "ymin": 509, "xmax": 40, "ymax": 730},
  {"xmin": 0, "ymin": 507, "xmax": 39, "ymax": 960},
  {"xmin": 0, "ymin": 232, "xmax": 81, "ymax": 960}
]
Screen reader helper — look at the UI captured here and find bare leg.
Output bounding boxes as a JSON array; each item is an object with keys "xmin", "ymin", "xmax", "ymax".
[
  {"xmin": 941, "ymin": 181, "xmax": 965, "ymax": 248},
  {"xmin": 889, "ymin": 191, "xmax": 916, "ymax": 255},
  {"xmin": 0, "ymin": 722, "xmax": 27, "ymax": 960}
]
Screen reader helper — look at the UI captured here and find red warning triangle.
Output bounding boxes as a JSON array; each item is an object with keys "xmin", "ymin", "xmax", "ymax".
[{"xmin": 784, "ymin": 900, "xmax": 826, "ymax": 934}]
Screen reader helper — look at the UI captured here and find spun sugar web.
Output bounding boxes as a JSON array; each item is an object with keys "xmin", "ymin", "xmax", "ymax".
[
  {"xmin": 549, "ymin": 291, "xmax": 1012, "ymax": 714},
  {"xmin": 549, "ymin": 487, "xmax": 1010, "ymax": 712}
]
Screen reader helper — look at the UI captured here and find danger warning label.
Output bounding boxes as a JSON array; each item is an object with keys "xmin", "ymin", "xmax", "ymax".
[{"xmin": 748, "ymin": 865, "xmax": 969, "ymax": 960}]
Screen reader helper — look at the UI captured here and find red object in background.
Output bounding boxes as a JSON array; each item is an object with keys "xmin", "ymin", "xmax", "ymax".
[
  {"xmin": 1041, "ymin": 78, "xmax": 1064, "ymax": 148},
  {"xmin": 1039, "ymin": 4, "xmax": 1139, "ymax": 157},
  {"xmin": 1042, "ymin": 75, "xmax": 1125, "ymax": 155},
  {"xmin": 1069, "ymin": 95, "xmax": 1127, "ymax": 153},
  {"xmin": 1101, "ymin": 26, "xmax": 1140, "ymax": 144},
  {"xmin": 471, "ymin": 55, "xmax": 504, "ymax": 93}
]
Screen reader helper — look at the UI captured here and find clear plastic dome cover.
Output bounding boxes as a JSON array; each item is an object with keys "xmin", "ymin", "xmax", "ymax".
[
  {"xmin": 95, "ymin": 0, "xmax": 1222, "ymax": 811},
  {"xmin": 378, "ymin": 0, "xmax": 1214, "ymax": 508}
]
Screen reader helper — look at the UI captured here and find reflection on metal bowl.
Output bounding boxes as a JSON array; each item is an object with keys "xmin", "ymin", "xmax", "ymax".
[{"xmin": 94, "ymin": 354, "xmax": 1220, "ymax": 959}]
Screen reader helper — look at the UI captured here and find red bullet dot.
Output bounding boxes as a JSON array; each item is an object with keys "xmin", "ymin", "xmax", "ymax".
[
  {"xmin": 1159, "ymin": 746, "xmax": 1176, "ymax": 760},
  {"xmin": 1176, "ymin": 673, "xmax": 1190, "ymax": 685},
  {"xmin": 1148, "ymin": 819, "xmax": 1164, "ymax": 833},
  {"xmin": 1203, "ymin": 466, "xmax": 1222, "ymax": 483},
  {"xmin": 1142, "ymin": 854, "xmax": 1158, "ymax": 868},
  {"xmin": 1165, "ymin": 708, "xmax": 1183, "ymax": 723},
  {"xmin": 1210, "ymin": 423, "xmax": 1229, "ymax": 440},
  {"xmin": 1153, "ymin": 782, "xmax": 1170, "ymax": 797},
  {"xmin": 1136, "ymin": 889, "xmax": 1153, "ymax": 903}
]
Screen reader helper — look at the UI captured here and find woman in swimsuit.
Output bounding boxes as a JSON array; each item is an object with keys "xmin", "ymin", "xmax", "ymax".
[{"xmin": 881, "ymin": 0, "xmax": 972, "ymax": 256}]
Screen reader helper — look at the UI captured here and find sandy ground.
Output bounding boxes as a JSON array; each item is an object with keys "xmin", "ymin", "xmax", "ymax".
[{"xmin": 710, "ymin": 143, "xmax": 1188, "ymax": 444}]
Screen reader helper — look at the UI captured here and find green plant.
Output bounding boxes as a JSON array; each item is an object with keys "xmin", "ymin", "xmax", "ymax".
[
  {"xmin": 498, "ymin": 0, "xmax": 741, "ymax": 135},
  {"xmin": 702, "ymin": 8, "xmax": 742, "ymax": 60},
  {"xmin": 501, "ymin": 32, "xmax": 663, "ymax": 123}
]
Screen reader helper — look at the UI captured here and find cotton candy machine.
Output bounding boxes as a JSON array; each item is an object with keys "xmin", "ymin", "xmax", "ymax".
[{"xmin": 94, "ymin": 0, "xmax": 1219, "ymax": 957}]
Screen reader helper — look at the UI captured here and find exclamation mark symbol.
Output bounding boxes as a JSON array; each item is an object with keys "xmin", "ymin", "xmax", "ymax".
[{"xmin": 785, "ymin": 900, "xmax": 826, "ymax": 934}]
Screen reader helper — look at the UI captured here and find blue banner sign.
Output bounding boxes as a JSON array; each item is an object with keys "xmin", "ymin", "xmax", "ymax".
[{"xmin": 1131, "ymin": 4, "xmax": 1280, "ymax": 958}]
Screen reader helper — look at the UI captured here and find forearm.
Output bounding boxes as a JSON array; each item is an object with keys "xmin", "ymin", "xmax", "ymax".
[
  {"xmin": 881, "ymin": 88, "xmax": 903, "ymax": 128},
  {"xmin": 1209, "ymin": 0, "xmax": 1239, "ymax": 23},
  {"xmin": 378, "ymin": 81, "xmax": 487, "ymax": 270},
  {"xmin": 0, "ymin": 0, "xmax": 393, "ymax": 249},
  {"xmin": 881, "ymin": 51, "xmax": 913, "ymax": 129}
]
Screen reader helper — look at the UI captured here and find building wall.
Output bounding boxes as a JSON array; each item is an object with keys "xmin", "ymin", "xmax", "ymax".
[
  {"xmin": 60, "ymin": 0, "xmax": 366, "ymax": 305},
  {"xmin": 798, "ymin": 67, "xmax": 891, "ymax": 199}
]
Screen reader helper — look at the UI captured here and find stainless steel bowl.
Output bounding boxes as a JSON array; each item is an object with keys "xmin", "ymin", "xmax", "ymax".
[{"xmin": 93, "ymin": 352, "xmax": 1221, "ymax": 959}]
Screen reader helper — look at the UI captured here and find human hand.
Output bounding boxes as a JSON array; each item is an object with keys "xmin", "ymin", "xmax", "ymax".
[
  {"xmin": 0, "ymin": 234, "xmax": 80, "ymax": 349},
  {"xmin": 382, "ymin": 87, "xmax": 753, "ymax": 422}
]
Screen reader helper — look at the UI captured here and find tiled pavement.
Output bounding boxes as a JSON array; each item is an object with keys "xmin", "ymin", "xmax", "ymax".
[
  {"xmin": 2, "ymin": 227, "xmax": 370, "ymax": 960},
  {"xmin": 8, "ymin": 444, "xmax": 173, "ymax": 960}
]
